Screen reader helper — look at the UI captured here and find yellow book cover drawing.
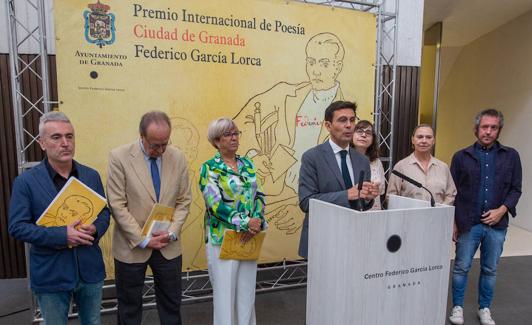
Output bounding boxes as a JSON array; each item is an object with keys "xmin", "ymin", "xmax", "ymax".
[
  {"xmin": 36, "ymin": 177, "xmax": 106, "ymax": 227},
  {"xmin": 219, "ymin": 230, "xmax": 266, "ymax": 261},
  {"xmin": 141, "ymin": 204, "xmax": 175, "ymax": 237}
]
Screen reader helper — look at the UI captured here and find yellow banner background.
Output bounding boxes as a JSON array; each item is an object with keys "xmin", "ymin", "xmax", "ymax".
[{"xmin": 54, "ymin": 0, "xmax": 376, "ymax": 276}]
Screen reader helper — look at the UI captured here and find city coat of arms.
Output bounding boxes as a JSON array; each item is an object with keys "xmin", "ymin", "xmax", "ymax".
[{"xmin": 83, "ymin": 1, "xmax": 115, "ymax": 48}]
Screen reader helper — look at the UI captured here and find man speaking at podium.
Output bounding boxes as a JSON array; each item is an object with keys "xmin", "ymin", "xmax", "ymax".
[{"xmin": 297, "ymin": 101, "xmax": 380, "ymax": 258}]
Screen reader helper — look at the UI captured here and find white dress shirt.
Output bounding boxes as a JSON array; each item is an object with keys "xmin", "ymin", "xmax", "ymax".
[{"xmin": 328, "ymin": 139, "xmax": 355, "ymax": 186}]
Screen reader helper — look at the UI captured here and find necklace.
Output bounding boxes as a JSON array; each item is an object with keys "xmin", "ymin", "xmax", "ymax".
[{"xmin": 225, "ymin": 160, "xmax": 238, "ymax": 171}]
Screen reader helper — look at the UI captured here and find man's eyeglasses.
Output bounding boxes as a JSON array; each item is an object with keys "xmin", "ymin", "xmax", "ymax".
[
  {"xmin": 222, "ymin": 131, "xmax": 242, "ymax": 138},
  {"xmin": 144, "ymin": 138, "xmax": 171, "ymax": 151},
  {"xmin": 355, "ymin": 128, "xmax": 373, "ymax": 137}
]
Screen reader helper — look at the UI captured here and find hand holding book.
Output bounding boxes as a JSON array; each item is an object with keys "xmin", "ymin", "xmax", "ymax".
[
  {"xmin": 219, "ymin": 230, "xmax": 266, "ymax": 260},
  {"xmin": 66, "ymin": 220, "xmax": 94, "ymax": 247},
  {"xmin": 146, "ymin": 231, "xmax": 171, "ymax": 250}
]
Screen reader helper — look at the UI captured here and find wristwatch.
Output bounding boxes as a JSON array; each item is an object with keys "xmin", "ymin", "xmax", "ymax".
[{"xmin": 168, "ymin": 232, "xmax": 177, "ymax": 242}]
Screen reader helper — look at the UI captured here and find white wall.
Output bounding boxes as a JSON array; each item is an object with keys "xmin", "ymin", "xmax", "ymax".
[
  {"xmin": 388, "ymin": 0, "xmax": 424, "ymax": 66},
  {"xmin": 436, "ymin": 9, "xmax": 532, "ymax": 231},
  {"xmin": 0, "ymin": 0, "xmax": 7, "ymax": 53},
  {"xmin": 0, "ymin": 0, "xmax": 55, "ymax": 54}
]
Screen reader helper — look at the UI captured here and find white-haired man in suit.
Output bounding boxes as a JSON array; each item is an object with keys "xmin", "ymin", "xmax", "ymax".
[{"xmin": 107, "ymin": 110, "xmax": 191, "ymax": 325}]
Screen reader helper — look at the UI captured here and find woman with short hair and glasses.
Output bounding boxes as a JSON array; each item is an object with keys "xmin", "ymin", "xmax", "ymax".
[
  {"xmin": 352, "ymin": 120, "xmax": 386, "ymax": 209},
  {"xmin": 199, "ymin": 117, "xmax": 267, "ymax": 325},
  {"xmin": 387, "ymin": 124, "xmax": 456, "ymax": 205}
]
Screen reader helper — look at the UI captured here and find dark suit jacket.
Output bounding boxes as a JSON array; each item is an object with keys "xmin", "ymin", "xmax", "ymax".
[
  {"xmin": 8, "ymin": 160, "xmax": 110, "ymax": 293},
  {"xmin": 298, "ymin": 142, "xmax": 372, "ymax": 258}
]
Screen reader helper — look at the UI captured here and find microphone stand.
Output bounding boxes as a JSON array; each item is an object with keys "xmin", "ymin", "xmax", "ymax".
[
  {"xmin": 391, "ymin": 170, "xmax": 436, "ymax": 207},
  {"xmin": 421, "ymin": 185, "xmax": 436, "ymax": 208}
]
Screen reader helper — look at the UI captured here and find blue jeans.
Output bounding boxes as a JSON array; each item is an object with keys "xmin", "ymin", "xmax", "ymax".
[
  {"xmin": 451, "ymin": 223, "xmax": 506, "ymax": 309},
  {"xmin": 35, "ymin": 280, "xmax": 103, "ymax": 325}
]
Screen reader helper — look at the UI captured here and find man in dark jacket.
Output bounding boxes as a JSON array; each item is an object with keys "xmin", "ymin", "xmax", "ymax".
[
  {"xmin": 448, "ymin": 109, "xmax": 522, "ymax": 325},
  {"xmin": 297, "ymin": 101, "xmax": 379, "ymax": 259},
  {"xmin": 9, "ymin": 111, "xmax": 110, "ymax": 325}
]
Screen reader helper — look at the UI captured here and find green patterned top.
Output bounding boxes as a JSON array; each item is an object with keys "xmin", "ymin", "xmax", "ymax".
[{"xmin": 199, "ymin": 152, "xmax": 266, "ymax": 245}]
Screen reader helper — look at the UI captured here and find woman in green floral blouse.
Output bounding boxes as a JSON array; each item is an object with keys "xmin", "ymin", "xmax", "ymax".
[{"xmin": 199, "ymin": 117, "xmax": 266, "ymax": 325}]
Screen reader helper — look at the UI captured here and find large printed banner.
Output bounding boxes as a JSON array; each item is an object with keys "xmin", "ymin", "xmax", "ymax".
[{"xmin": 54, "ymin": 0, "xmax": 376, "ymax": 276}]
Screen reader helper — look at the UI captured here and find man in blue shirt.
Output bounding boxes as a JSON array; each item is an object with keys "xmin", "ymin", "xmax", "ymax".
[
  {"xmin": 448, "ymin": 109, "xmax": 522, "ymax": 325},
  {"xmin": 9, "ymin": 111, "xmax": 110, "ymax": 324}
]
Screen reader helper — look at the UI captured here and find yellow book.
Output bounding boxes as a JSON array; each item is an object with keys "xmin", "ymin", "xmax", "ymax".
[
  {"xmin": 219, "ymin": 230, "xmax": 266, "ymax": 261},
  {"xmin": 36, "ymin": 177, "xmax": 106, "ymax": 227},
  {"xmin": 141, "ymin": 203, "xmax": 175, "ymax": 237}
]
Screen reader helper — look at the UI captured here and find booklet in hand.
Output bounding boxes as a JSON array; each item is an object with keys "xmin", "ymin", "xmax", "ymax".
[
  {"xmin": 219, "ymin": 230, "xmax": 266, "ymax": 261},
  {"xmin": 141, "ymin": 203, "xmax": 175, "ymax": 237},
  {"xmin": 36, "ymin": 177, "xmax": 106, "ymax": 227}
]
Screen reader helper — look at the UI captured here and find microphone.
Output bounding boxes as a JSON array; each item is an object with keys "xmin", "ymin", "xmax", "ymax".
[
  {"xmin": 391, "ymin": 170, "xmax": 436, "ymax": 207},
  {"xmin": 357, "ymin": 171, "xmax": 364, "ymax": 191},
  {"xmin": 355, "ymin": 171, "xmax": 365, "ymax": 211}
]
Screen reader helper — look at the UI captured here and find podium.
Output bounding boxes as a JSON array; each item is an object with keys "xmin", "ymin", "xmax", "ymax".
[{"xmin": 307, "ymin": 195, "xmax": 455, "ymax": 325}]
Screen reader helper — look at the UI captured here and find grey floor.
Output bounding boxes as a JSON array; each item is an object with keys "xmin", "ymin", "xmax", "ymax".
[{"xmin": 1, "ymin": 255, "xmax": 531, "ymax": 324}]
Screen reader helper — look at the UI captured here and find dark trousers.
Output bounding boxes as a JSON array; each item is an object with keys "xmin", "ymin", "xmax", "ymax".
[{"xmin": 115, "ymin": 251, "xmax": 182, "ymax": 325}]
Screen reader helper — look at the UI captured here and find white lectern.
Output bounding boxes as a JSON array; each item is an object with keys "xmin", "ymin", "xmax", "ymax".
[{"xmin": 307, "ymin": 195, "xmax": 454, "ymax": 325}]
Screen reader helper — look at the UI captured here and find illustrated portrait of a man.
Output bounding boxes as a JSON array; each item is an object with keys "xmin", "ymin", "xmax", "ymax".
[
  {"xmin": 39, "ymin": 195, "xmax": 94, "ymax": 227},
  {"xmin": 234, "ymin": 32, "xmax": 345, "ymax": 234}
]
